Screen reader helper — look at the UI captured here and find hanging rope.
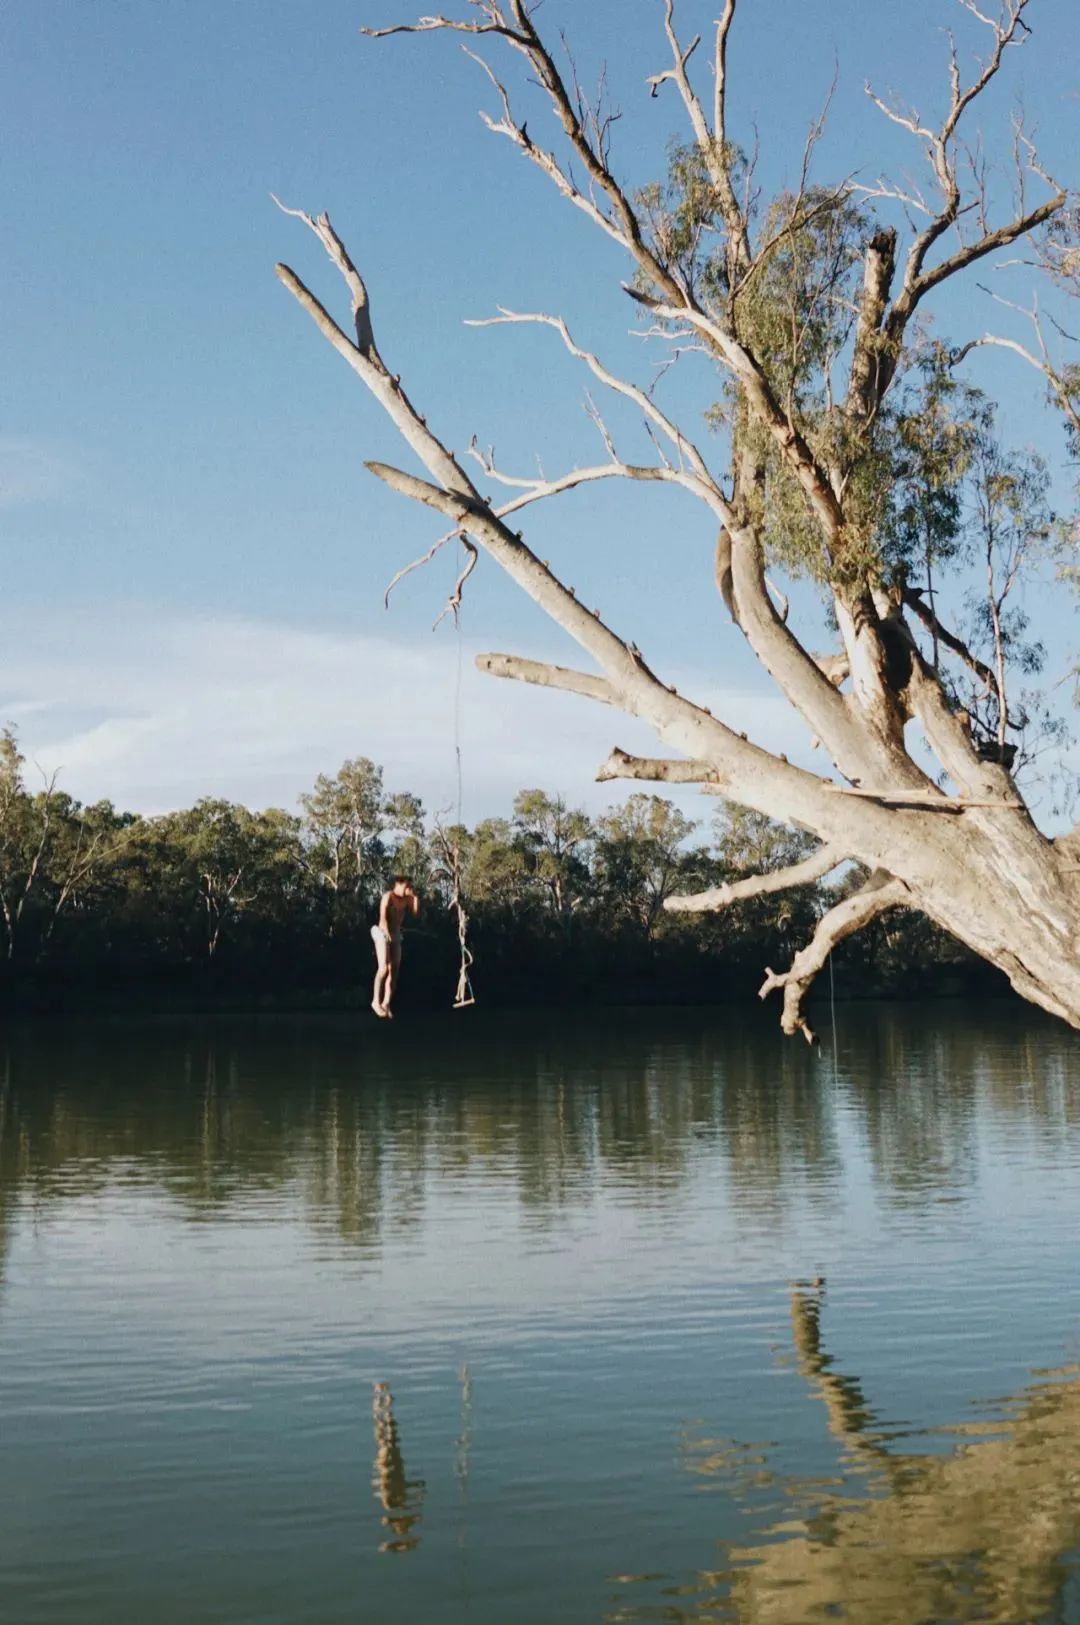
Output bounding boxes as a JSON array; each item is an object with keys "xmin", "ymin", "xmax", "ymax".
[
  {"xmin": 447, "ymin": 552, "xmax": 476, "ymax": 1009},
  {"xmin": 383, "ymin": 528, "xmax": 477, "ymax": 1009}
]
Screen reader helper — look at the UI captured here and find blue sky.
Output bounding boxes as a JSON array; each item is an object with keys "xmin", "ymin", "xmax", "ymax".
[{"xmin": 2, "ymin": 0, "xmax": 1076, "ymax": 820}]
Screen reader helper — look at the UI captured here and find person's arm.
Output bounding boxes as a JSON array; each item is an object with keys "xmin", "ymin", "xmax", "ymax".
[
  {"xmin": 409, "ymin": 888, "xmax": 420, "ymax": 918},
  {"xmin": 378, "ymin": 891, "xmax": 392, "ymax": 933}
]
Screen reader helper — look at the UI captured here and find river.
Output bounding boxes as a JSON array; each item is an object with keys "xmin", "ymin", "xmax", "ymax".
[{"xmin": 2, "ymin": 1004, "xmax": 1079, "ymax": 1623}]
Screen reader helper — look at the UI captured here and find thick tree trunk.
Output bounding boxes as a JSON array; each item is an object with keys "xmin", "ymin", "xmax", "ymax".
[{"xmin": 898, "ymin": 813, "xmax": 1080, "ymax": 1027}]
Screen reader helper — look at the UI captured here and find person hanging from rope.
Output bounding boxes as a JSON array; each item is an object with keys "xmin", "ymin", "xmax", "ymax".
[{"xmin": 371, "ymin": 877, "xmax": 419, "ymax": 1019}]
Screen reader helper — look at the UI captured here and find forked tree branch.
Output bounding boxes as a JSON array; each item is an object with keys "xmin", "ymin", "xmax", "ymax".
[
  {"xmin": 759, "ymin": 869, "xmax": 910, "ymax": 1042},
  {"xmin": 465, "ymin": 425, "xmax": 722, "ymax": 520},
  {"xmin": 902, "ymin": 585, "xmax": 998, "ymax": 692},
  {"xmin": 465, "ymin": 307, "xmax": 731, "ymax": 507},
  {"xmin": 861, "ymin": 0, "xmax": 1066, "ymax": 403},
  {"xmin": 952, "ymin": 330, "xmax": 1080, "ymax": 439}
]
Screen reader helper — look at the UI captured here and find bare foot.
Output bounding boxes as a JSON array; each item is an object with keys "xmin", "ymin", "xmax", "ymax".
[
  {"xmin": 383, "ymin": 1006, "xmax": 394, "ymax": 1020},
  {"xmin": 371, "ymin": 999, "xmax": 387, "ymax": 1018}
]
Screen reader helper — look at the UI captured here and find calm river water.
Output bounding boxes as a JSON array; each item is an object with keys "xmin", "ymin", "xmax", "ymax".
[{"xmin": 2, "ymin": 1004, "xmax": 1080, "ymax": 1623}]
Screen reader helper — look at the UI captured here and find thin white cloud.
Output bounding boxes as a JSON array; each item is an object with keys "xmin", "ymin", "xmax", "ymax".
[
  {"xmin": 2, "ymin": 603, "xmax": 814, "ymax": 821},
  {"xmin": 0, "ymin": 436, "xmax": 88, "ymax": 510}
]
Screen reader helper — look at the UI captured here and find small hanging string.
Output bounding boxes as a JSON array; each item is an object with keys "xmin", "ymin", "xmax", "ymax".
[
  {"xmin": 828, "ymin": 950, "xmax": 838, "ymax": 1083},
  {"xmin": 455, "ymin": 593, "xmax": 464, "ymax": 828}
]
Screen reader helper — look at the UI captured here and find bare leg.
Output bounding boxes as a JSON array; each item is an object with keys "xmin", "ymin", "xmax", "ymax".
[
  {"xmin": 383, "ymin": 941, "xmax": 402, "ymax": 1017},
  {"xmin": 372, "ymin": 932, "xmax": 390, "ymax": 1016}
]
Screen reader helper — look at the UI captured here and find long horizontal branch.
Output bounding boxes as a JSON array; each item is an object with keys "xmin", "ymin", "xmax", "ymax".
[
  {"xmin": 666, "ymin": 843, "xmax": 846, "ymax": 915},
  {"xmin": 596, "ymin": 746, "xmax": 717, "ymax": 784},
  {"xmin": 477, "ymin": 653, "xmax": 618, "ymax": 706},
  {"xmin": 487, "ymin": 458, "xmax": 716, "ymax": 519},
  {"xmin": 759, "ymin": 869, "xmax": 909, "ymax": 1042}
]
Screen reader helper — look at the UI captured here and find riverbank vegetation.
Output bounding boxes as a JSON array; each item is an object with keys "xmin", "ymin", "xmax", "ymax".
[{"xmin": 0, "ymin": 732, "xmax": 991, "ymax": 1012}]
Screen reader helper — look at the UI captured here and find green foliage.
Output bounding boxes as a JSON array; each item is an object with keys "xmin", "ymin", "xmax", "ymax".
[
  {"xmin": 734, "ymin": 187, "xmax": 868, "ymax": 421},
  {"xmin": 634, "ymin": 140, "xmax": 748, "ymax": 307},
  {"xmin": 594, "ymin": 793, "xmax": 698, "ymax": 940},
  {"xmin": 511, "ymin": 789, "xmax": 593, "ymax": 921},
  {"xmin": 883, "ymin": 350, "xmax": 990, "ymax": 581},
  {"xmin": 642, "ymin": 142, "xmax": 1079, "ymax": 625}
]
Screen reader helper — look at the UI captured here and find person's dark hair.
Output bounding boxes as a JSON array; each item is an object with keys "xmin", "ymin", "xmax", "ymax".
[{"xmin": 392, "ymin": 875, "xmax": 411, "ymax": 887}]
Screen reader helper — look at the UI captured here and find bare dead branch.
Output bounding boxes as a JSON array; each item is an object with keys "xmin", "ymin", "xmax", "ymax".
[
  {"xmin": 666, "ymin": 843, "xmax": 847, "ymax": 916},
  {"xmin": 361, "ymin": 12, "xmax": 527, "ymax": 43},
  {"xmin": 384, "ymin": 525, "xmax": 461, "ymax": 608},
  {"xmin": 433, "ymin": 537, "xmax": 479, "ymax": 628},
  {"xmin": 477, "ymin": 653, "xmax": 618, "ymax": 706},
  {"xmin": 951, "ymin": 329, "xmax": 1080, "ymax": 440},
  {"xmin": 596, "ymin": 746, "xmax": 717, "ymax": 784},
  {"xmin": 759, "ymin": 869, "xmax": 910, "ymax": 1042},
  {"xmin": 850, "ymin": 177, "xmax": 932, "ymax": 217},
  {"xmin": 650, "ymin": 3, "xmax": 718, "ymax": 189},
  {"xmin": 270, "ymin": 196, "xmax": 374, "ymax": 350},
  {"xmin": 465, "ymin": 306, "xmax": 732, "ymax": 510}
]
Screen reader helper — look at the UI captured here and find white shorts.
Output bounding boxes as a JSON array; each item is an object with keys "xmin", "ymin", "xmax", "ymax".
[{"xmin": 371, "ymin": 925, "xmax": 399, "ymax": 952}]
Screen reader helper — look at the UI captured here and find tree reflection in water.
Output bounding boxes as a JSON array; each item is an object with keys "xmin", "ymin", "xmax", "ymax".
[
  {"xmin": 663, "ymin": 1281, "xmax": 1080, "ymax": 1624},
  {"xmin": 371, "ymin": 1383, "xmax": 425, "ymax": 1554}
]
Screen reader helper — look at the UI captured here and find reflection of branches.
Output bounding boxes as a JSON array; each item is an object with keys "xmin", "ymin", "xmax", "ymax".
[
  {"xmin": 789, "ymin": 1280, "xmax": 894, "ymax": 1479},
  {"xmin": 455, "ymin": 1363, "xmax": 473, "ymax": 1499},
  {"xmin": 372, "ymin": 1382, "xmax": 425, "ymax": 1554},
  {"xmin": 714, "ymin": 1283, "xmax": 1080, "ymax": 1624}
]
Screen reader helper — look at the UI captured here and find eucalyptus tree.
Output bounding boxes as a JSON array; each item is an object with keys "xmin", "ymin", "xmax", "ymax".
[
  {"xmin": 277, "ymin": 0, "xmax": 1079, "ymax": 1038},
  {"xmin": 299, "ymin": 756, "xmax": 387, "ymax": 899},
  {"xmin": 512, "ymin": 789, "xmax": 594, "ymax": 923},
  {"xmin": 0, "ymin": 727, "xmax": 53, "ymax": 963},
  {"xmin": 594, "ymin": 794, "xmax": 697, "ymax": 940}
]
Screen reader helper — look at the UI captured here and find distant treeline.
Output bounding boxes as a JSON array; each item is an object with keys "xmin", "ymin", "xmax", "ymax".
[{"xmin": 0, "ymin": 729, "xmax": 997, "ymax": 1012}]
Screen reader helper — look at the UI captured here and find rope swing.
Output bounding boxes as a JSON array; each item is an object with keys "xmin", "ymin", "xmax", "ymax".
[
  {"xmin": 385, "ymin": 527, "xmax": 478, "ymax": 1009},
  {"xmin": 446, "ymin": 542, "xmax": 476, "ymax": 1010}
]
